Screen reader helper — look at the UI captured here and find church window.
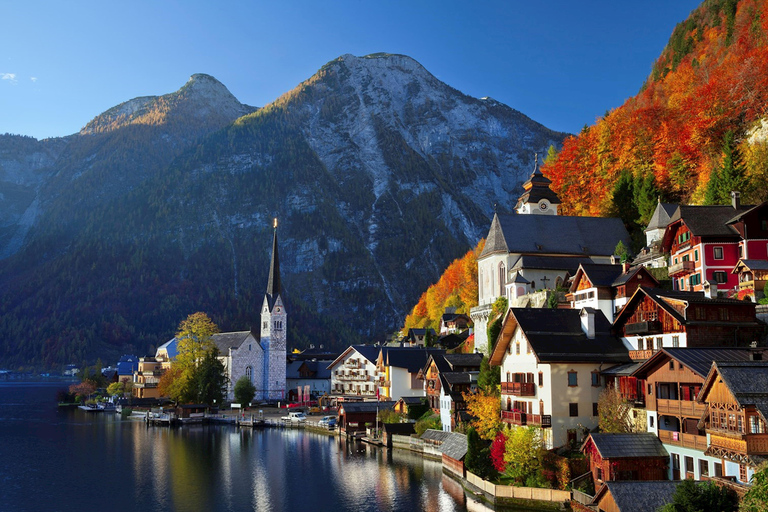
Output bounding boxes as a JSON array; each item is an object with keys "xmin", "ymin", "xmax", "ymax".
[
  {"xmin": 499, "ymin": 263, "xmax": 506, "ymax": 296},
  {"xmin": 245, "ymin": 366, "xmax": 252, "ymax": 382}
]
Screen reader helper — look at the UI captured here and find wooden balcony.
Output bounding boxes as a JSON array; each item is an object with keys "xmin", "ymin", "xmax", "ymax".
[
  {"xmin": 629, "ymin": 349, "xmax": 656, "ymax": 361},
  {"xmin": 747, "ymin": 434, "xmax": 768, "ymax": 454},
  {"xmin": 657, "ymin": 398, "xmax": 706, "ymax": 417},
  {"xmin": 625, "ymin": 320, "xmax": 662, "ymax": 336},
  {"xmin": 658, "ymin": 429, "xmax": 708, "ymax": 451},
  {"xmin": 668, "ymin": 260, "xmax": 695, "ymax": 277},
  {"xmin": 501, "ymin": 382, "xmax": 536, "ymax": 396},
  {"xmin": 501, "ymin": 410, "xmax": 551, "ymax": 428}
]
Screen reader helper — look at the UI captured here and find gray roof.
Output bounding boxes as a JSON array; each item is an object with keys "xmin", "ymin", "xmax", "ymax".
[
  {"xmin": 421, "ymin": 429, "xmax": 452, "ymax": 443},
  {"xmin": 511, "ymin": 308, "xmax": 630, "ymax": 364},
  {"xmin": 738, "ymin": 259, "xmax": 768, "ymax": 271},
  {"xmin": 340, "ymin": 401, "xmax": 395, "ymax": 414},
  {"xmin": 670, "ymin": 205, "xmax": 749, "ymax": 238},
  {"xmin": 443, "ymin": 353, "xmax": 484, "ymax": 370},
  {"xmin": 601, "ymin": 362, "xmax": 644, "ymax": 377},
  {"xmin": 480, "ymin": 213, "xmax": 630, "ymax": 258},
  {"xmin": 510, "ymin": 255, "xmax": 593, "ymax": 273},
  {"xmin": 632, "ymin": 347, "xmax": 760, "ymax": 379},
  {"xmin": 441, "ymin": 432, "xmax": 468, "ymax": 460},
  {"xmin": 382, "ymin": 423, "xmax": 416, "ymax": 435},
  {"xmin": 397, "ymin": 396, "xmax": 426, "ymax": 405},
  {"xmin": 212, "ymin": 331, "xmax": 254, "ymax": 353},
  {"xmin": 715, "ymin": 362, "xmax": 768, "ymax": 398},
  {"xmin": 285, "ymin": 360, "xmax": 332, "ymax": 380},
  {"xmin": 597, "ymin": 481, "xmax": 679, "ymax": 512},
  {"xmin": 645, "ymin": 202, "xmax": 678, "ymax": 232},
  {"xmin": 587, "ymin": 433, "xmax": 668, "ymax": 459},
  {"xmin": 575, "ymin": 263, "xmax": 624, "ymax": 288}
]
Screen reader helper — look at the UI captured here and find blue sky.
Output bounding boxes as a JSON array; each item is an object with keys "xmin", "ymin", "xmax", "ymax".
[{"xmin": 1, "ymin": 1, "xmax": 701, "ymax": 140}]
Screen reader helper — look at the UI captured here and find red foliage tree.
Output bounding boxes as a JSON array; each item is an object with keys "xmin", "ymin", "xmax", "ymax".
[{"xmin": 490, "ymin": 430, "xmax": 508, "ymax": 473}]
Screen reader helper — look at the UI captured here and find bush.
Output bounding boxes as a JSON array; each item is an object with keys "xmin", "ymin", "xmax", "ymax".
[
  {"xmin": 414, "ymin": 413, "xmax": 442, "ymax": 436},
  {"xmin": 233, "ymin": 376, "xmax": 256, "ymax": 407}
]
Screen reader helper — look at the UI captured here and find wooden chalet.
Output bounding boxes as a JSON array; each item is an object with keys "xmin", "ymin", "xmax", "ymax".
[
  {"xmin": 419, "ymin": 353, "xmax": 482, "ymax": 431},
  {"xmin": 581, "ymin": 433, "xmax": 668, "ymax": 485},
  {"xmin": 733, "ymin": 259, "xmax": 768, "ymax": 300},
  {"xmin": 568, "ymin": 263, "xmax": 659, "ymax": 322},
  {"xmin": 612, "ymin": 286, "xmax": 763, "ymax": 360},
  {"xmin": 631, "ymin": 348, "xmax": 764, "ymax": 480},
  {"xmin": 697, "ymin": 361, "xmax": 768, "ymax": 484}
]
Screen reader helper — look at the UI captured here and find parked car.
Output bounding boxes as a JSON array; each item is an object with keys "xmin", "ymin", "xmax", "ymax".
[
  {"xmin": 281, "ymin": 411, "xmax": 307, "ymax": 422},
  {"xmin": 318, "ymin": 415, "xmax": 337, "ymax": 428}
]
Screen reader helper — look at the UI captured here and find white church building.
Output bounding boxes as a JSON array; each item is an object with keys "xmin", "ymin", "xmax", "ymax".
[
  {"xmin": 214, "ymin": 220, "xmax": 287, "ymax": 402},
  {"xmin": 470, "ymin": 160, "xmax": 630, "ymax": 355}
]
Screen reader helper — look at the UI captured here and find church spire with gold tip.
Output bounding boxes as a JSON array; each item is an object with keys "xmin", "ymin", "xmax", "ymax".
[{"xmin": 266, "ymin": 218, "xmax": 281, "ymax": 308}]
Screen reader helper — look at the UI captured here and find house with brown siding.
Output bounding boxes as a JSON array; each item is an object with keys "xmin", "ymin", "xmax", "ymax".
[
  {"xmin": 697, "ymin": 361, "xmax": 768, "ymax": 484},
  {"xmin": 589, "ymin": 481, "xmax": 679, "ymax": 512},
  {"xmin": 581, "ymin": 433, "xmax": 668, "ymax": 485}
]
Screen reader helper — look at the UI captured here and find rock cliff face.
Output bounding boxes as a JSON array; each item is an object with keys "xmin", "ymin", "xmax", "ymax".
[{"xmin": 0, "ymin": 54, "xmax": 566, "ymax": 367}]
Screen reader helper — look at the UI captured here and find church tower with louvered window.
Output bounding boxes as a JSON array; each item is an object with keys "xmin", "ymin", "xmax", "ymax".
[{"xmin": 260, "ymin": 218, "xmax": 287, "ymax": 400}]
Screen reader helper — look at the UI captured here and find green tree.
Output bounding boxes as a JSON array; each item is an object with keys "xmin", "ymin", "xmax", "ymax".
[
  {"xmin": 107, "ymin": 381, "xmax": 125, "ymax": 397},
  {"xmin": 486, "ymin": 297, "xmax": 508, "ymax": 352},
  {"xmin": 742, "ymin": 462, "xmax": 768, "ymax": 511},
  {"xmin": 611, "ymin": 170, "xmax": 639, "ymax": 229},
  {"xmin": 635, "ymin": 174, "xmax": 661, "ymax": 226},
  {"xmin": 477, "ymin": 356, "xmax": 500, "ymax": 396},
  {"xmin": 465, "ymin": 426, "xmax": 498, "ymax": 480},
  {"xmin": 657, "ymin": 479, "xmax": 737, "ymax": 512},
  {"xmin": 234, "ymin": 375, "xmax": 256, "ymax": 406},
  {"xmin": 193, "ymin": 347, "xmax": 227, "ymax": 406},
  {"xmin": 544, "ymin": 144, "xmax": 558, "ymax": 166},
  {"xmin": 704, "ymin": 131, "xmax": 745, "ymax": 205},
  {"xmin": 503, "ymin": 426, "xmax": 545, "ymax": 485},
  {"xmin": 175, "ymin": 312, "xmax": 219, "ymax": 370},
  {"xmin": 414, "ymin": 411, "xmax": 442, "ymax": 436}
]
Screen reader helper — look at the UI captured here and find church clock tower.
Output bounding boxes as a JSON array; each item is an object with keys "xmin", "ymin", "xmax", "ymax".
[
  {"xmin": 514, "ymin": 155, "xmax": 561, "ymax": 215},
  {"xmin": 260, "ymin": 218, "xmax": 286, "ymax": 400}
]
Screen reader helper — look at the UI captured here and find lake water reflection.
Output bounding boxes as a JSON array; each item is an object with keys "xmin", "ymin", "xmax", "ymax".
[{"xmin": 0, "ymin": 383, "xmax": 476, "ymax": 512}]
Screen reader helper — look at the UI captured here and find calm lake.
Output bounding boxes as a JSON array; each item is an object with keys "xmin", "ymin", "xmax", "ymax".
[{"xmin": 0, "ymin": 382, "xmax": 481, "ymax": 512}]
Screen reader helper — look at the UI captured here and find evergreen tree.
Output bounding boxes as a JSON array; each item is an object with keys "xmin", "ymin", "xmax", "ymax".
[
  {"xmin": 658, "ymin": 479, "xmax": 737, "ymax": 512},
  {"xmin": 477, "ymin": 356, "xmax": 500, "ymax": 395},
  {"xmin": 465, "ymin": 426, "xmax": 497, "ymax": 480},
  {"xmin": 704, "ymin": 130, "xmax": 745, "ymax": 205},
  {"xmin": 192, "ymin": 346, "xmax": 227, "ymax": 406},
  {"xmin": 234, "ymin": 376, "xmax": 256, "ymax": 406},
  {"xmin": 635, "ymin": 174, "xmax": 660, "ymax": 226}
]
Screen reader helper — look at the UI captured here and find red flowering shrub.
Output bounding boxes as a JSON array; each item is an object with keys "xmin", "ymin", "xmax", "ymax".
[{"xmin": 490, "ymin": 430, "xmax": 507, "ymax": 473}]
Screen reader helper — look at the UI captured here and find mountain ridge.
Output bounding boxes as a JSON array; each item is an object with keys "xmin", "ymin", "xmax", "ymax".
[{"xmin": 0, "ymin": 53, "xmax": 566, "ymax": 368}]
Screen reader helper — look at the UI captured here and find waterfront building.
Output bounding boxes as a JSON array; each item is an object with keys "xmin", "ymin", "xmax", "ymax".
[
  {"xmin": 419, "ymin": 353, "xmax": 483, "ymax": 432},
  {"xmin": 490, "ymin": 307, "xmax": 630, "ymax": 449},
  {"xmin": 213, "ymin": 220, "xmax": 287, "ymax": 402},
  {"xmin": 470, "ymin": 161, "xmax": 630, "ymax": 354},
  {"xmin": 286, "ymin": 359, "xmax": 332, "ymax": 401},
  {"xmin": 327, "ymin": 345, "xmax": 381, "ymax": 399},
  {"xmin": 375, "ymin": 347, "xmax": 444, "ymax": 401},
  {"xmin": 589, "ymin": 481, "xmax": 679, "ymax": 512}
]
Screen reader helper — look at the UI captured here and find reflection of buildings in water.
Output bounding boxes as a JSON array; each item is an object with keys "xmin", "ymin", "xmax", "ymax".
[
  {"xmin": 330, "ymin": 440, "xmax": 396, "ymax": 510},
  {"xmin": 167, "ymin": 428, "xmax": 213, "ymax": 511},
  {"xmin": 130, "ymin": 422, "xmax": 172, "ymax": 510},
  {"xmin": 440, "ymin": 474, "xmax": 468, "ymax": 506}
]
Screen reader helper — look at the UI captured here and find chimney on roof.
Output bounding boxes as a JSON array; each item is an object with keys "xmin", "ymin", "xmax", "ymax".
[
  {"xmin": 732, "ymin": 191, "xmax": 741, "ymax": 209},
  {"xmin": 703, "ymin": 280, "xmax": 718, "ymax": 299},
  {"xmin": 622, "ymin": 261, "xmax": 630, "ymax": 274},
  {"xmin": 580, "ymin": 308, "xmax": 596, "ymax": 339}
]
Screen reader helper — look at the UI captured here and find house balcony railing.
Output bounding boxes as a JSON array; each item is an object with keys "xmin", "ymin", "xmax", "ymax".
[
  {"xmin": 657, "ymin": 398, "xmax": 706, "ymax": 417},
  {"xmin": 668, "ymin": 260, "xmax": 695, "ymax": 277},
  {"xmin": 501, "ymin": 410, "xmax": 551, "ymax": 428},
  {"xmin": 629, "ymin": 349, "xmax": 657, "ymax": 360},
  {"xmin": 658, "ymin": 429, "xmax": 708, "ymax": 451},
  {"xmin": 738, "ymin": 280, "xmax": 755, "ymax": 291},
  {"xmin": 500, "ymin": 382, "xmax": 536, "ymax": 397},
  {"xmin": 706, "ymin": 431, "xmax": 768, "ymax": 456},
  {"xmin": 135, "ymin": 382, "xmax": 158, "ymax": 389},
  {"xmin": 625, "ymin": 320, "xmax": 662, "ymax": 336}
]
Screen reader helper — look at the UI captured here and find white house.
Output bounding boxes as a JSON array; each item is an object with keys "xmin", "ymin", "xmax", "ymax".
[
  {"xmin": 327, "ymin": 345, "xmax": 381, "ymax": 398},
  {"xmin": 490, "ymin": 307, "xmax": 631, "ymax": 449},
  {"xmin": 375, "ymin": 347, "xmax": 444, "ymax": 401}
]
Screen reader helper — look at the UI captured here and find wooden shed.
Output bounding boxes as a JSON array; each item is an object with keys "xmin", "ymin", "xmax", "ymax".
[{"xmin": 591, "ymin": 481, "xmax": 679, "ymax": 512}]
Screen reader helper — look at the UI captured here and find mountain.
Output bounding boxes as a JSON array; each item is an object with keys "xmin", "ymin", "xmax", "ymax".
[
  {"xmin": 0, "ymin": 53, "xmax": 565, "ymax": 369},
  {"xmin": 542, "ymin": 0, "xmax": 768, "ymax": 239}
]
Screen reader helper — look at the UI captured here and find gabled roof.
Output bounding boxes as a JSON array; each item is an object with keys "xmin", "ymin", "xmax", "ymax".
[
  {"xmin": 593, "ymin": 481, "xmax": 680, "ymax": 512},
  {"xmin": 700, "ymin": 361, "xmax": 768, "ymax": 417},
  {"xmin": 421, "ymin": 429, "xmax": 452, "ymax": 443},
  {"xmin": 437, "ymin": 331, "xmax": 470, "ymax": 350},
  {"xmin": 666, "ymin": 204, "xmax": 749, "ymax": 239},
  {"xmin": 725, "ymin": 200, "xmax": 768, "ymax": 225},
  {"xmin": 613, "ymin": 286, "xmax": 758, "ymax": 328},
  {"xmin": 396, "ymin": 396, "xmax": 426, "ymax": 406},
  {"xmin": 510, "ymin": 255, "xmax": 593, "ymax": 273},
  {"xmin": 612, "ymin": 265, "xmax": 659, "ymax": 288},
  {"xmin": 584, "ymin": 433, "xmax": 668, "ymax": 459},
  {"xmin": 490, "ymin": 308, "xmax": 629, "ymax": 366},
  {"xmin": 441, "ymin": 432, "xmax": 468, "ymax": 461},
  {"xmin": 156, "ymin": 338, "xmax": 178, "ymax": 360},
  {"xmin": 286, "ymin": 360, "xmax": 332, "ymax": 380},
  {"xmin": 734, "ymin": 259, "xmax": 768, "ymax": 272},
  {"xmin": 632, "ymin": 347, "xmax": 760, "ymax": 379},
  {"xmin": 326, "ymin": 345, "xmax": 381, "ymax": 370},
  {"xmin": 644, "ymin": 202, "xmax": 678, "ymax": 232},
  {"xmin": 479, "ymin": 213, "xmax": 630, "ymax": 259},
  {"xmin": 571, "ymin": 263, "xmax": 624, "ymax": 291},
  {"xmin": 212, "ymin": 331, "xmax": 254, "ymax": 353}
]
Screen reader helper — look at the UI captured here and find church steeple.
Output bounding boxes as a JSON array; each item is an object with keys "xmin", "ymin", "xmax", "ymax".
[
  {"xmin": 266, "ymin": 218, "xmax": 281, "ymax": 309},
  {"xmin": 514, "ymin": 154, "xmax": 561, "ymax": 215}
]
